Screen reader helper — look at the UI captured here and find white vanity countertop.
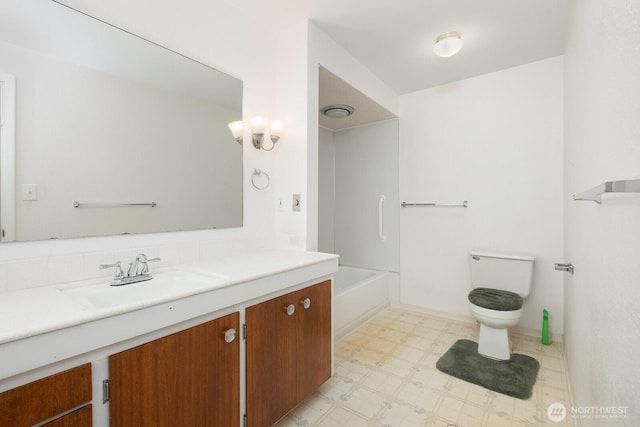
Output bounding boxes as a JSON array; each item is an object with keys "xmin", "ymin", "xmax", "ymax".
[{"xmin": 0, "ymin": 250, "xmax": 338, "ymax": 382}]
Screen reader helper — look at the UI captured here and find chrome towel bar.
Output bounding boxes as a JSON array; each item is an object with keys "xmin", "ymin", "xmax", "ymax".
[
  {"xmin": 401, "ymin": 201, "xmax": 468, "ymax": 208},
  {"xmin": 573, "ymin": 178, "xmax": 640, "ymax": 204},
  {"xmin": 73, "ymin": 201, "xmax": 157, "ymax": 208}
]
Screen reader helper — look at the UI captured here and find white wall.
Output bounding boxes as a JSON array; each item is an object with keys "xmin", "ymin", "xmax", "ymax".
[
  {"xmin": 564, "ymin": 0, "xmax": 640, "ymax": 422},
  {"xmin": 304, "ymin": 21, "xmax": 398, "ymax": 252},
  {"xmin": 270, "ymin": 20, "xmax": 399, "ymax": 252},
  {"xmin": 399, "ymin": 57, "xmax": 565, "ymax": 335}
]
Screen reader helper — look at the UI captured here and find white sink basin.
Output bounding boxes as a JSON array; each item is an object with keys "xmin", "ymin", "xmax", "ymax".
[{"xmin": 61, "ymin": 268, "xmax": 226, "ymax": 310}]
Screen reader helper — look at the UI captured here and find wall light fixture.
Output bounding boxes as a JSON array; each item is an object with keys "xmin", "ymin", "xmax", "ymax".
[
  {"xmin": 251, "ymin": 117, "xmax": 283, "ymax": 151},
  {"xmin": 227, "ymin": 117, "xmax": 284, "ymax": 150}
]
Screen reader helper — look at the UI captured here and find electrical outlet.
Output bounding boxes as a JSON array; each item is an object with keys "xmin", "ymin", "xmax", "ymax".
[
  {"xmin": 292, "ymin": 194, "xmax": 301, "ymax": 212},
  {"xmin": 22, "ymin": 184, "xmax": 38, "ymax": 201}
]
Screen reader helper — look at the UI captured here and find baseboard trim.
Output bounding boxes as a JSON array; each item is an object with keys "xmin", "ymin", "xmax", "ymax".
[{"xmin": 390, "ymin": 302, "xmax": 563, "ymax": 342}]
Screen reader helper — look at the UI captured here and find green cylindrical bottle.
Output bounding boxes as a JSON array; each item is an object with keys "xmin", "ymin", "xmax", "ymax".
[{"xmin": 541, "ymin": 309, "xmax": 550, "ymax": 345}]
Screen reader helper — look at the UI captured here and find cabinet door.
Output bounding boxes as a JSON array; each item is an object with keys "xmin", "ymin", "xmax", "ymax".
[
  {"xmin": 246, "ymin": 281, "xmax": 332, "ymax": 427},
  {"xmin": 246, "ymin": 292, "xmax": 299, "ymax": 427},
  {"xmin": 109, "ymin": 312, "xmax": 239, "ymax": 427},
  {"xmin": 295, "ymin": 280, "xmax": 332, "ymax": 400},
  {"xmin": 0, "ymin": 363, "xmax": 92, "ymax": 426}
]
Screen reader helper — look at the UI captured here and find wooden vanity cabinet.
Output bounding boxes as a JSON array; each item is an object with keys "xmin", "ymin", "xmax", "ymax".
[
  {"xmin": 108, "ymin": 312, "xmax": 240, "ymax": 427},
  {"xmin": 246, "ymin": 280, "xmax": 331, "ymax": 427},
  {"xmin": 0, "ymin": 363, "xmax": 92, "ymax": 426}
]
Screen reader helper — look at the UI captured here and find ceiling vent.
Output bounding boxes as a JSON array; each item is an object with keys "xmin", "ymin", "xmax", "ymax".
[{"xmin": 320, "ymin": 104, "xmax": 354, "ymax": 119}]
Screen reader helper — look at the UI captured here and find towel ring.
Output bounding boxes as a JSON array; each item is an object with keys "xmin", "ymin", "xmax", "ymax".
[{"xmin": 251, "ymin": 168, "xmax": 270, "ymax": 190}]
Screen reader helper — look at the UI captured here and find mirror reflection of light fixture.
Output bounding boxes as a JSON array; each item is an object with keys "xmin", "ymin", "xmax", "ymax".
[
  {"xmin": 227, "ymin": 120, "xmax": 243, "ymax": 145},
  {"xmin": 250, "ymin": 116, "xmax": 284, "ymax": 151},
  {"xmin": 433, "ymin": 31, "xmax": 463, "ymax": 57}
]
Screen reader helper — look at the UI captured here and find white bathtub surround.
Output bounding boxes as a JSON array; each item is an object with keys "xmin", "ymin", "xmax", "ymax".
[
  {"xmin": 399, "ymin": 57, "xmax": 564, "ymax": 336},
  {"xmin": 333, "ymin": 266, "xmax": 390, "ymax": 340}
]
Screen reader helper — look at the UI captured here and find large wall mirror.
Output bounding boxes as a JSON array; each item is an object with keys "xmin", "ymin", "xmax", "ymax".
[{"xmin": 0, "ymin": 0, "xmax": 243, "ymax": 242}]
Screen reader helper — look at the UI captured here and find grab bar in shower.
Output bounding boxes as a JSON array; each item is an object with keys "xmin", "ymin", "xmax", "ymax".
[
  {"xmin": 378, "ymin": 195, "xmax": 386, "ymax": 241},
  {"xmin": 573, "ymin": 178, "xmax": 640, "ymax": 204},
  {"xmin": 73, "ymin": 201, "xmax": 157, "ymax": 208},
  {"xmin": 401, "ymin": 201, "xmax": 468, "ymax": 208}
]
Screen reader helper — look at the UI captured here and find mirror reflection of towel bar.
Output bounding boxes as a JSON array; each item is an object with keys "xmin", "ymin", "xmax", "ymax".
[
  {"xmin": 401, "ymin": 201, "xmax": 468, "ymax": 208},
  {"xmin": 73, "ymin": 201, "xmax": 157, "ymax": 208}
]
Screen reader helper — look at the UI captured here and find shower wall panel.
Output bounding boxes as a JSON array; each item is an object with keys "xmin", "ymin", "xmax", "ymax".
[{"xmin": 333, "ymin": 120, "xmax": 399, "ymax": 272}]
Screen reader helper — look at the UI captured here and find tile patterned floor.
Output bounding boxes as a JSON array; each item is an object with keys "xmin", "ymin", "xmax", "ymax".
[{"xmin": 275, "ymin": 307, "xmax": 573, "ymax": 427}]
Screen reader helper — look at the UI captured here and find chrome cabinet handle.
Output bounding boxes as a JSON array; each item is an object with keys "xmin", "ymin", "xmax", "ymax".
[
  {"xmin": 284, "ymin": 304, "xmax": 295, "ymax": 316},
  {"xmin": 224, "ymin": 328, "xmax": 237, "ymax": 343},
  {"xmin": 300, "ymin": 298, "xmax": 311, "ymax": 309}
]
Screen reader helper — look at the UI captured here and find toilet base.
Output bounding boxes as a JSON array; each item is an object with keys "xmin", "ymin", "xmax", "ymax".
[{"xmin": 478, "ymin": 323, "xmax": 511, "ymax": 360}]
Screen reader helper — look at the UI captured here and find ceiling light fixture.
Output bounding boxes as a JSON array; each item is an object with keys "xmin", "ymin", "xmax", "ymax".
[
  {"xmin": 433, "ymin": 31, "xmax": 463, "ymax": 58},
  {"xmin": 321, "ymin": 104, "xmax": 354, "ymax": 119}
]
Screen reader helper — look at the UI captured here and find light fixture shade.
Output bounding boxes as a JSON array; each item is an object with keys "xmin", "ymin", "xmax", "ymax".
[
  {"xmin": 433, "ymin": 31, "xmax": 463, "ymax": 57},
  {"xmin": 250, "ymin": 116, "xmax": 266, "ymax": 134},
  {"xmin": 227, "ymin": 120, "xmax": 243, "ymax": 145},
  {"xmin": 227, "ymin": 120, "xmax": 243, "ymax": 138},
  {"xmin": 269, "ymin": 120, "xmax": 283, "ymax": 138}
]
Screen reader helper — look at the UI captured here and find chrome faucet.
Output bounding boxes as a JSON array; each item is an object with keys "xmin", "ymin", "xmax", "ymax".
[{"xmin": 100, "ymin": 254, "xmax": 161, "ymax": 286}]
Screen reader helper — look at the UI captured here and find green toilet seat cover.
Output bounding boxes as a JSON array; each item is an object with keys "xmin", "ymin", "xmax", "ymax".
[{"xmin": 468, "ymin": 288, "xmax": 523, "ymax": 311}]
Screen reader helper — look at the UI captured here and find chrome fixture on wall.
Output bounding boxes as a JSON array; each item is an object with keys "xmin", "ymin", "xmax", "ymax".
[
  {"xmin": 251, "ymin": 168, "xmax": 270, "ymax": 190},
  {"xmin": 554, "ymin": 263, "xmax": 574, "ymax": 275},
  {"xmin": 227, "ymin": 117, "xmax": 283, "ymax": 150},
  {"xmin": 573, "ymin": 178, "xmax": 640, "ymax": 204}
]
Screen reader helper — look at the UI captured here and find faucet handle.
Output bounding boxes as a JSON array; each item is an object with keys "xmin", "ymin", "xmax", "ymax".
[
  {"xmin": 99, "ymin": 261, "xmax": 125, "ymax": 279},
  {"xmin": 138, "ymin": 254, "xmax": 161, "ymax": 275}
]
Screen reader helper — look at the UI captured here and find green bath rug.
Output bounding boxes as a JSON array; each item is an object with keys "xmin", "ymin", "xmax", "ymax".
[{"xmin": 436, "ymin": 339, "xmax": 539, "ymax": 399}]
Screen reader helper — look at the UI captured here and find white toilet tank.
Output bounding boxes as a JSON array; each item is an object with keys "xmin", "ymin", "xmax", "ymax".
[{"xmin": 469, "ymin": 251, "xmax": 535, "ymax": 298}]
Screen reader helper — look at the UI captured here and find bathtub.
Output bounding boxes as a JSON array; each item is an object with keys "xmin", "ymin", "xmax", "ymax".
[{"xmin": 333, "ymin": 266, "xmax": 390, "ymax": 339}]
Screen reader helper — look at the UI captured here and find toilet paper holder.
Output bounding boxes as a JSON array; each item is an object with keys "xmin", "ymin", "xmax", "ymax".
[{"xmin": 554, "ymin": 263, "xmax": 574, "ymax": 275}]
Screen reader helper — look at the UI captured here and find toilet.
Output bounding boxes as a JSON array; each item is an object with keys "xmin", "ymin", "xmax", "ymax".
[{"xmin": 468, "ymin": 250, "xmax": 535, "ymax": 360}]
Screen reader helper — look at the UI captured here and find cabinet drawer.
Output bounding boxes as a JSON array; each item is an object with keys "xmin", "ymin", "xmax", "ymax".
[
  {"xmin": 43, "ymin": 404, "xmax": 93, "ymax": 427},
  {"xmin": 0, "ymin": 363, "xmax": 92, "ymax": 426}
]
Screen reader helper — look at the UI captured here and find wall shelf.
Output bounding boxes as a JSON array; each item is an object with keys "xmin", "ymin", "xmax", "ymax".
[{"xmin": 573, "ymin": 179, "xmax": 640, "ymax": 204}]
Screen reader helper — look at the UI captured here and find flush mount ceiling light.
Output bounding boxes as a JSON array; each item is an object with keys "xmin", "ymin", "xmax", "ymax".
[
  {"xmin": 321, "ymin": 104, "xmax": 354, "ymax": 119},
  {"xmin": 433, "ymin": 31, "xmax": 463, "ymax": 58}
]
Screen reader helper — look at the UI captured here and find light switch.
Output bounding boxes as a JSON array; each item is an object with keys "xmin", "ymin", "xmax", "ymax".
[
  {"xmin": 292, "ymin": 194, "xmax": 301, "ymax": 212},
  {"xmin": 22, "ymin": 184, "xmax": 38, "ymax": 201}
]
